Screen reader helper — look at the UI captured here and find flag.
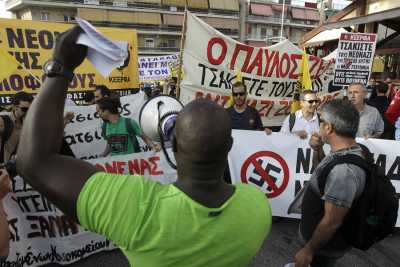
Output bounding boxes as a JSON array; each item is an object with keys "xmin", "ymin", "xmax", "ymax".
[
  {"xmin": 291, "ymin": 49, "xmax": 312, "ymax": 113},
  {"xmin": 0, "ymin": 49, "xmax": 21, "ymax": 80},
  {"xmin": 226, "ymin": 69, "xmax": 242, "ymax": 108}
]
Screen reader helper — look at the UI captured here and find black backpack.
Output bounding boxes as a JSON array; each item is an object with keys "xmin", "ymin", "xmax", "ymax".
[
  {"xmin": 101, "ymin": 117, "xmax": 141, "ymax": 153},
  {"xmin": 317, "ymin": 148, "xmax": 399, "ymax": 250},
  {"xmin": 288, "ymin": 112, "xmax": 320, "ymax": 132}
]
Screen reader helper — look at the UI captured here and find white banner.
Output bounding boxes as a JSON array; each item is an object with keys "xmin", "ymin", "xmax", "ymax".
[
  {"xmin": 228, "ymin": 130, "xmax": 400, "ymax": 226},
  {"xmin": 4, "ymin": 151, "xmax": 177, "ymax": 266},
  {"xmin": 138, "ymin": 54, "xmax": 179, "ymax": 82},
  {"xmin": 64, "ymin": 92, "xmax": 149, "ymax": 160},
  {"xmin": 334, "ymin": 33, "xmax": 377, "ymax": 86},
  {"xmin": 181, "ymin": 12, "xmax": 341, "ymax": 126}
]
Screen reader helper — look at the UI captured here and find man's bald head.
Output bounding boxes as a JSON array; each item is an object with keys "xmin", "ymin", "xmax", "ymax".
[{"xmin": 175, "ymin": 99, "xmax": 232, "ymax": 164}]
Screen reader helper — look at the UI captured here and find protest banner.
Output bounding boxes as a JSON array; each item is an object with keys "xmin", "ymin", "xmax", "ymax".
[
  {"xmin": 180, "ymin": 12, "xmax": 339, "ymax": 126},
  {"xmin": 0, "ymin": 18, "xmax": 139, "ymax": 104},
  {"xmin": 228, "ymin": 131, "xmax": 400, "ymax": 226},
  {"xmin": 334, "ymin": 32, "xmax": 377, "ymax": 86},
  {"xmin": 64, "ymin": 92, "xmax": 148, "ymax": 160},
  {"xmin": 138, "ymin": 54, "xmax": 179, "ymax": 82},
  {"xmin": 3, "ymin": 151, "xmax": 176, "ymax": 266}
]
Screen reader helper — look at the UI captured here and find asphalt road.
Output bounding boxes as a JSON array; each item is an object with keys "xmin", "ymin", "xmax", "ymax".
[{"xmin": 44, "ymin": 218, "xmax": 400, "ymax": 267}]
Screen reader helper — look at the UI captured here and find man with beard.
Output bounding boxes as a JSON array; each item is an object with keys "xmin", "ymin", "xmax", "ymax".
[
  {"xmin": 0, "ymin": 92, "xmax": 33, "ymax": 162},
  {"xmin": 226, "ymin": 81, "xmax": 271, "ymax": 133}
]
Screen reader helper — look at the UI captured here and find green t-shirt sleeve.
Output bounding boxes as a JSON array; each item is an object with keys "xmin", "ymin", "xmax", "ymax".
[
  {"xmin": 129, "ymin": 118, "xmax": 142, "ymax": 136},
  {"xmin": 77, "ymin": 172, "xmax": 159, "ymax": 249}
]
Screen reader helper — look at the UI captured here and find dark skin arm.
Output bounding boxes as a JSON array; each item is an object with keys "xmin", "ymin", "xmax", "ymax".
[
  {"xmin": 294, "ymin": 202, "xmax": 349, "ymax": 267},
  {"xmin": 16, "ymin": 26, "xmax": 99, "ymax": 221},
  {"xmin": 310, "ymin": 132, "xmax": 325, "ymax": 172}
]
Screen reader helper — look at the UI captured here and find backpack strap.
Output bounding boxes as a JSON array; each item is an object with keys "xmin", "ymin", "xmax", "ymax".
[
  {"xmin": 124, "ymin": 118, "xmax": 141, "ymax": 152},
  {"xmin": 101, "ymin": 122, "xmax": 107, "ymax": 140},
  {"xmin": 289, "ymin": 113, "xmax": 296, "ymax": 132},
  {"xmin": 317, "ymin": 154, "xmax": 371, "ymax": 195}
]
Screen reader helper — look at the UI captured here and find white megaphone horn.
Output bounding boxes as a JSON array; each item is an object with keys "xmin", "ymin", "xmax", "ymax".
[{"xmin": 139, "ymin": 95, "xmax": 183, "ymax": 169}]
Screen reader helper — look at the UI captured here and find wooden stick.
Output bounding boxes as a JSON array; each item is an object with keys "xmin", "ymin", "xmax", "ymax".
[{"xmin": 176, "ymin": 4, "xmax": 188, "ymax": 100}]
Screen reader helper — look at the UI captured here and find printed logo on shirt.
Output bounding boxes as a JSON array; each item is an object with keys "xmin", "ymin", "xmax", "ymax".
[{"xmin": 109, "ymin": 134, "xmax": 129, "ymax": 153}]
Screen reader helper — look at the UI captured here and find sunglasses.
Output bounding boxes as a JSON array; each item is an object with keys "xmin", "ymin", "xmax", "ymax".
[
  {"xmin": 233, "ymin": 92, "xmax": 246, "ymax": 97},
  {"xmin": 20, "ymin": 107, "xmax": 29, "ymax": 112},
  {"xmin": 305, "ymin": 100, "xmax": 320, "ymax": 104}
]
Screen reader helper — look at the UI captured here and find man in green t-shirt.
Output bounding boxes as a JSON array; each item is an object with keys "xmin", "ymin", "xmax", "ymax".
[
  {"xmin": 16, "ymin": 26, "xmax": 272, "ymax": 267},
  {"xmin": 96, "ymin": 97, "xmax": 160, "ymax": 156}
]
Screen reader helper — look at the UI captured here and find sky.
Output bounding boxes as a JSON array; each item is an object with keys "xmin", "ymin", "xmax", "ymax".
[{"xmin": 0, "ymin": 0, "xmax": 11, "ymax": 18}]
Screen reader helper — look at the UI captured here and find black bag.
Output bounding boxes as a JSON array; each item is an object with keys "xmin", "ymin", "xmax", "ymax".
[{"xmin": 318, "ymin": 149, "xmax": 399, "ymax": 250}]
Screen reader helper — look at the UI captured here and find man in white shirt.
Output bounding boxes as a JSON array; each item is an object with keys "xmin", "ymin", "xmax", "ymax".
[{"xmin": 280, "ymin": 90, "xmax": 320, "ymax": 139}]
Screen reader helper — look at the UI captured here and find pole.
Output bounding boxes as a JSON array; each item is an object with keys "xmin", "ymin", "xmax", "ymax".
[
  {"xmin": 280, "ymin": 0, "xmax": 285, "ymax": 41},
  {"xmin": 239, "ymin": 0, "xmax": 247, "ymax": 43},
  {"xmin": 176, "ymin": 4, "xmax": 188, "ymax": 100}
]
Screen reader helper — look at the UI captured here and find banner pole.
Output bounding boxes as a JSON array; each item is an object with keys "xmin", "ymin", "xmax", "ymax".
[{"xmin": 176, "ymin": 4, "xmax": 188, "ymax": 100}]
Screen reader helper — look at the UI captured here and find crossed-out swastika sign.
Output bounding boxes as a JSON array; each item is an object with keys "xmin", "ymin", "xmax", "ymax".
[{"xmin": 240, "ymin": 151, "xmax": 289, "ymax": 198}]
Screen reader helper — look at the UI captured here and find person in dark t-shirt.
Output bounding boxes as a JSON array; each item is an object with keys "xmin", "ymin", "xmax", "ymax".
[{"xmin": 226, "ymin": 81, "xmax": 269, "ymax": 131}]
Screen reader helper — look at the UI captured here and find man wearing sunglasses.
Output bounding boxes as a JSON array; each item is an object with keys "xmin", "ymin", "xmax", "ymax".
[
  {"xmin": 226, "ymin": 81, "xmax": 264, "ymax": 131},
  {"xmin": 0, "ymin": 92, "xmax": 33, "ymax": 163},
  {"xmin": 280, "ymin": 90, "xmax": 320, "ymax": 139}
]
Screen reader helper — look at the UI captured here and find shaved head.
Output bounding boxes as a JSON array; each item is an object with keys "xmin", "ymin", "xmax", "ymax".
[{"xmin": 175, "ymin": 99, "xmax": 232, "ymax": 164}]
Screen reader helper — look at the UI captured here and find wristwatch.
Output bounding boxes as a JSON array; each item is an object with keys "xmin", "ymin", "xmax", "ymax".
[{"xmin": 43, "ymin": 60, "xmax": 74, "ymax": 81}]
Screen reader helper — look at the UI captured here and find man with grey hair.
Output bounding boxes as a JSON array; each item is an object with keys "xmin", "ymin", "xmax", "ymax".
[
  {"xmin": 293, "ymin": 99, "xmax": 366, "ymax": 267},
  {"xmin": 280, "ymin": 90, "xmax": 320, "ymax": 139},
  {"xmin": 347, "ymin": 83, "xmax": 384, "ymax": 138}
]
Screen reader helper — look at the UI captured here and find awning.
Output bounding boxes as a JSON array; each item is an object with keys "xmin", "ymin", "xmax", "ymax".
[
  {"xmin": 77, "ymin": 8, "xmax": 106, "ymax": 21},
  {"xmin": 209, "ymin": 0, "xmax": 239, "ymax": 11},
  {"xmin": 188, "ymin": 0, "xmax": 208, "ymax": 9},
  {"xmin": 163, "ymin": 0, "xmax": 186, "ymax": 7},
  {"xmin": 271, "ymin": 4, "xmax": 288, "ymax": 13},
  {"xmin": 202, "ymin": 17, "xmax": 239, "ymax": 30},
  {"xmin": 163, "ymin": 14, "xmax": 184, "ymax": 26},
  {"xmin": 322, "ymin": 49, "xmax": 337, "ymax": 61},
  {"xmin": 247, "ymin": 40, "xmax": 267, "ymax": 47},
  {"xmin": 108, "ymin": 10, "xmax": 161, "ymax": 24},
  {"xmin": 131, "ymin": 0, "xmax": 161, "ymax": 4},
  {"xmin": 292, "ymin": 8, "xmax": 306, "ymax": 20},
  {"xmin": 305, "ymin": 28, "xmax": 348, "ymax": 47},
  {"xmin": 250, "ymin": 4, "xmax": 273, "ymax": 16},
  {"xmin": 305, "ymin": 9, "xmax": 320, "ymax": 21},
  {"xmin": 322, "ymin": 7, "xmax": 400, "ymax": 30}
]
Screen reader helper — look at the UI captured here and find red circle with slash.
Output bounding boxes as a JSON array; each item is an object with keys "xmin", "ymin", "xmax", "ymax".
[{"xmin": 240, "ymin": 151, "xmax": 289, "ymax": 198}]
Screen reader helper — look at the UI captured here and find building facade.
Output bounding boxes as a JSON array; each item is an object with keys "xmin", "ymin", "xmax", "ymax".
[
  {"xmin": 5, "ymin": 0, "xmax": 240, "ymax": 55},
  {"xmin": 5, "ymin": 0, "xmax": 321, "ymax": 55}
]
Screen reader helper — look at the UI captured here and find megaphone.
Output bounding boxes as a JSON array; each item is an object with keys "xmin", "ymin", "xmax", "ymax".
[{"xmin": 139, "ymin": 95, "xmax": 184, "ymax": 169}]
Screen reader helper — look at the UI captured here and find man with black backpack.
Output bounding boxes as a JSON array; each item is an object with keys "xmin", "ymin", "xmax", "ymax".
[
  {"xmin": 280, "ymin": 90, "xmax": 320, "ymax": 139},
  {"xmin": 96, "ymin": 97, "xmax": 160, "ymax": 156},
  {"xmin": 293, "ymin": 99, "xmax": 398, "ymax": 267}
]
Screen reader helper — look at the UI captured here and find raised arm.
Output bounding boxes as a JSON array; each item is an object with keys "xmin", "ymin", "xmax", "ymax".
[{"xmin": 16, "ymin": 26, "xmax": 99, "ymax": 220}]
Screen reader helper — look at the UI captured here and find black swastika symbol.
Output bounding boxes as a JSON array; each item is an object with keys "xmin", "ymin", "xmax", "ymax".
[{"xmin": 249, "ymin": 159, "xmax": 282, "ymax": 191}]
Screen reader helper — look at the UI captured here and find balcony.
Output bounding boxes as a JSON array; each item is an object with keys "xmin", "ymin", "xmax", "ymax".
[{"xmin": 247, "ymin": 15, "xmax": 318, "ymax": 29}]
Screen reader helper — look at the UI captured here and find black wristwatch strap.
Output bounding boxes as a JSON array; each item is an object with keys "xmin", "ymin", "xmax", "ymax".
[{"xmin": 44, "ymin": 59, "xmax": 74, "ymax": 81}]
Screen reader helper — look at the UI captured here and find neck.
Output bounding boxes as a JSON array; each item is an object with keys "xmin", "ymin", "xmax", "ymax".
[
  {"xmin": 234, "ymin": 104, "xmax": 246, "ymax": 112},
  {"xmin": 302, "ymin": 109, "xmax": 314, "ymax": 120},
  {"xmin": 328, "ymin": 136, "xmax": 357, "ymax": 152},
  {"xmin": 355, "ymin": 103, "xmax": 365, "ymax": 112},
  {"xmin": 108, "ymin": 114, "xmax": 120, "ymax": 123}
]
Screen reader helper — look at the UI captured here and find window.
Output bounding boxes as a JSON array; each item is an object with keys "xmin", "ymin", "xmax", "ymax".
[
  {"xmin": 168, "ymin": 39, "xmax": 176, "ymax": 48},
  {"xmin": 145, "ymin": 38, "xmax": 155, "ymax": 48},
  {"xmin": 260, "ymin": 27, "xmax": 267, "ymax": 38},
  {"xmin": 272, "ymin": 28, "xmax": 279, "ymax": 37},
  {"xmin": 40, "ymin": 12, "xmax": 49, "ymax": 21},
  {"xmin": 64, "ymin": 15, "xmax": 74, "ymax": 22}
]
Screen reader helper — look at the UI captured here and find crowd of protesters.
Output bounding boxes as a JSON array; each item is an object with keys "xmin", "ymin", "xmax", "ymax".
[{"xmin": 0, "ymin": 26, "xmax": 398, "ymax": 267}]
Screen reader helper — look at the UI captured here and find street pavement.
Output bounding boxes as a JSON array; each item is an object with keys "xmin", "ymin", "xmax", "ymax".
[{"xmin": 44, "ymin": 218, "xmax": 400, "ymax": 267}]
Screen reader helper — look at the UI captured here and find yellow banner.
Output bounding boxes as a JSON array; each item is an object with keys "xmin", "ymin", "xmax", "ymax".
[{"xmin": 0, "ymin": 18, "xmax": 139, "ymax": 98}]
